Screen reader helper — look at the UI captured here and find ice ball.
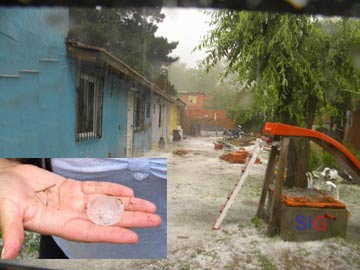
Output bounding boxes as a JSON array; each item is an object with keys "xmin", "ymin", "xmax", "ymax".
[{"xmin": 87, "ymin": 195, "xmax": 124, "ymax": 226}]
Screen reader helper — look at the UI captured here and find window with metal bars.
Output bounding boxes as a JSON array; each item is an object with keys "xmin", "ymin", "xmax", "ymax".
[
  {"xmin": 158, "ymin": 104, "xmax": 162, "ymax": 128},
  {"xmin": 134, "ymin": 93, "xmax": 145, "ymax": 131},
  {"xmin": 146, "ymin": 102, "xmax": 151, "ymax": 118},
  {"xmin": 76, "ymin": 72, "xmax": 104, "ymax": 142}
]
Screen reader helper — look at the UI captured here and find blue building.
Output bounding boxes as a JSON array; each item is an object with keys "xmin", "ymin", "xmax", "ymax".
[{"xmin": 0, "ymin": 7, "xmax": 175, "ymax": 157}]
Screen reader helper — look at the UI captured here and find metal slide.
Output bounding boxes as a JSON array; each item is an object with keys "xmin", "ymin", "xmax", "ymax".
[{"xmin": 263, "ymin": 122, "xmax": 360, "ymax": 183}]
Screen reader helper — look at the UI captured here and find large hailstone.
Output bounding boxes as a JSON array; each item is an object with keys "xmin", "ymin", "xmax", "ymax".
[{"xmin": 87, "ymin": 195, "xmax": 124, "ymax": 226}]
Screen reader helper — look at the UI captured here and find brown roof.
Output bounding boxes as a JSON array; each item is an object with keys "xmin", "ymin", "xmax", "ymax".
[{"xmin": 66, "ymin": 40, "xmax": 175, "ymax": 103}]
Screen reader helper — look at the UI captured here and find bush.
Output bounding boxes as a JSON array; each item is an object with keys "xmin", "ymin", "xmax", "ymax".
[{"xmin": 310, "ymin": 145, "xmax": 339, "ymax": 171}]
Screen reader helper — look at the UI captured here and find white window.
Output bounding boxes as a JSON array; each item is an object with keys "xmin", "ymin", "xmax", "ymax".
[{"xmin": 188, "ymin": 95, "xmax": 197, "ymax": 104}]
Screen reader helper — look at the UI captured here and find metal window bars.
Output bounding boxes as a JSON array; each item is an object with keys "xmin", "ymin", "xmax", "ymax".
[{"xmin": 76, "ymin": 71, "xmax": 104, "ymax": 142}]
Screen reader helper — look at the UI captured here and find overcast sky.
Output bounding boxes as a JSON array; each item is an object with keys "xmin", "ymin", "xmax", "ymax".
[{"xmin": 155, "ymin": 8, "xmax": 213, "ymax": 67}]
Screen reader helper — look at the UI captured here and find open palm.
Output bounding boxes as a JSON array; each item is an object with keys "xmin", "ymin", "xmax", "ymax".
[{"xmin": 0, "ymin": 162, "xmax": 161, "ymax": 259}]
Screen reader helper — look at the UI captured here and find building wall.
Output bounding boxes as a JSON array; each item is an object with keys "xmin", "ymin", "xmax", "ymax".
[
  {"xmin": 169, "ymin": 104, "xmax": 178, "ymax": 138},
  {"xmin": 0, "ymin": 7, "xmax": 74, "ymax": 156},
  {"xmin": 180, "ymin": 92, "xmax": 235, "ymax": 134},
  {"xmin": 151, "ymin": 96, "xmax": 170, "ymax": 148},
  {"xmin": 132, "ymin": 91, "xmax": 152, "ymax": 156},
  {"xmin": 0, "ymin": 8, "xmax": 130, "ymax": 156},
  {"xmin": 98, "ymin": 74, "xmax": 129, "ymax": 157},
  {"xmin": 0, "ymin": 7, "xmax": 173, "ymax": 156},
  {"xmin": 180, "ymin": 92, "xmax": 205, "ymax": 109},
  {"xmin": 0, "ymin": 7, "xmax": 69, "ymax": 74}
]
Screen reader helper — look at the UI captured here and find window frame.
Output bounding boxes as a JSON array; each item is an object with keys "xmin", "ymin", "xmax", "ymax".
[
  {"xmin": 146, "ymin": 101, "xmax": 151, "ymax": 118},
  {"xmin": 134, "ymin": 93, "xmax": 146, "ymax": 132},
  {"xmin": 75, "ymin": 71, "xmax": 104, "ymax": 142},
  {"xmin": 158, "ymin": 104, "xmax": 162, "ymax": 128}
]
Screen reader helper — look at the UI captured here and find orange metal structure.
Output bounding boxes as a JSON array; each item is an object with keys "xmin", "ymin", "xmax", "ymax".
[{"xmin": 263, "ymin": 122, "xmax": 360, "ymax": 183}]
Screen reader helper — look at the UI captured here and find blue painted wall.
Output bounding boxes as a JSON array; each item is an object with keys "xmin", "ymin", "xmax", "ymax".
[{"xmin": 0, "ymin": 7, "xmax": 135, "ymax": 157}]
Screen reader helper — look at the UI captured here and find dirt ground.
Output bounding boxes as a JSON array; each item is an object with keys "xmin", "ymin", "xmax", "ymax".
[{"xmin": 6, "ymin": 136, "xmax": 360, "ymax": 270}]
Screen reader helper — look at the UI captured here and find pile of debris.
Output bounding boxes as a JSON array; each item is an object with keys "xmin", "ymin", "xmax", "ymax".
[
  {"xmin": 172, "ymin": 149, "xmax": 189, "ymax": 156},
  {"xmin": 213, "ymin": 142, "xmax": 224, "ymax": 150},
  {"xmin": 220, "ymin": 150, "xmax": 249, "ymax": 164},
  {"xmin": 281, "ymin": 187, "xmax": 346, "ymax": 208}
]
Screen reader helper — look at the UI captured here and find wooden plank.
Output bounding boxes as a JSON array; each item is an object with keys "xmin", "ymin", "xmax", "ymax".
[
  {"xmin": 66, "ymin": 46, "xmax": 98, "ymax": 63},
  {"xmin": 212, "ymin": 140, "xmax": 262, "ymax": 229},
  {"xmin": 256, "ymin": 144, "xmax": 279, "ymax": 221},
  {"xmin": 266, "ymin": 137, "xmax": 290, "ymax": 237}
]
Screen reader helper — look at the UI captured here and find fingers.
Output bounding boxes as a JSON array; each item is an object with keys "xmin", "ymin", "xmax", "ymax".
[
  {"xmin": 81, "ymin": 181, "xmax": 134, "ymax": 197},
  {"xmin": 79, "ymin": 199, "xmax": 161, "ymax": 228},
  {"xmin": 0, "ymin": 199, "xmax": 24, "ymax": 259},
  {"xmin": 83, "ymin": 196, "xmax": 157, "ymax": 214},
  {"xmin": 119, "ymin": 197, "xmax": 157, "ymax": 213},
  {"xmin": 61, "ymin": 219, "xmax": 139, "ymax": 244},
  {"xmin": 117, "ymin": 212, "xmax": 162, "ymax": 228}
]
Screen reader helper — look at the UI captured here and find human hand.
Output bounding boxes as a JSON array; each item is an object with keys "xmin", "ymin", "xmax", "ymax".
[{"xmin": 0, "ymin": 159, "xmax": 161, "ymax": 259}]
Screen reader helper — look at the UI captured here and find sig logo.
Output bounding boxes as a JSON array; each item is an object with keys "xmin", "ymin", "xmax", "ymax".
[{"xmin": 295, "ymin": 215, "xmax": 328, "ymax": 231}]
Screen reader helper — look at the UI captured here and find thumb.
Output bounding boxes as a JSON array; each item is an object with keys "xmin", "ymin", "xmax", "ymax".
[{"xmin": 0, "ymin": 199, "xmax": 24, "ymax": 259}]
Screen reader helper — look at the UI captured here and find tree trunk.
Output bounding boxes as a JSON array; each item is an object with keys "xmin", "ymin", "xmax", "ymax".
[
  {"xmin": 282, "ymin": 94, "xmax": 316, "ymax": 188},
  {"xmin": 285, "ymin": 138, "xmax": 309, "ymax": 188}
]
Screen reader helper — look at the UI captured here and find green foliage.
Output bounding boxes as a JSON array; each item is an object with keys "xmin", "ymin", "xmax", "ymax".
[
  {"xmin": 309, "ymin": 147, "xmax": 338, "ymax": 171},
  {"xmin": 251, "ymin": 216, "xmax": 266, "ymax": 230},
  {"xmin": 198, "ymin": 12, "xmax": 360, "ymax": 128},
  {"xmin": 321, "ymin": 152, "xmax": 338, "ymax": 169},
  {"xmin": 344, "ymin": 142, "xmax": 360, "ymax": 161},
  {"xmin": 228, "ymin": 108, "xmax": 264, "ymax": 133},
  {"xmin": 0, "ymin": 231, "xmax": 40, "ymax": 259},
  {"xmin": 21, "ymin": 232, "xmax": 40, "ymax": 259},
  {"xmin": 309, "ymin": 147, "xmax": 321, "ymax": 171},
  {"xmin": 68, "ymin": 7, "xmax": 178, "ymax": 82},
  {"xmin": 199, "ymin": 11, "xmax": 360, "ymax": 187}
]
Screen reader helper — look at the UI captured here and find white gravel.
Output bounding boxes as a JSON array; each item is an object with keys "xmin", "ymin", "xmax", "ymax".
[{"xmin": 7, "ymin": 136, "xmax": 360, "ymax": 270}]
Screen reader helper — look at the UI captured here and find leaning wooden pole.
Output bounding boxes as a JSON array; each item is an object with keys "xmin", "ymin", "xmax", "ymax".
[
  {"xmin": 266, "ymin": 137, "xmax": 290, "ymax": 237},
  {"xmin": 212, "ymin": 140, "xmax": 262, "ymax": 229}
]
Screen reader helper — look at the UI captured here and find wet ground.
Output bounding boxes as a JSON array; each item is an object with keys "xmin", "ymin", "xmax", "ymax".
[{"xmin": 6, "ymin": 136, "xmax": 360, "ymax": 269}]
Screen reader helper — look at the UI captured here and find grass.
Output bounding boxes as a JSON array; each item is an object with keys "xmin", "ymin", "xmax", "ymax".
[
  {"xmin": 256, "ymin": 251, "xmax": 277, "ymax": 270},
  {"xmin": 251, "ymin": 216, "xmax": 266, "ymax": 231},
  {"xmin": 0, "ymin": 230, "xmax": 40, "ymax": 259}
]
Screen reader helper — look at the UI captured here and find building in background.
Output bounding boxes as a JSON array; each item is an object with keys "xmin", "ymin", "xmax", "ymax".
[{"xmin": 180, "ymin": 91, "xmax": 234, "ymax": 135}]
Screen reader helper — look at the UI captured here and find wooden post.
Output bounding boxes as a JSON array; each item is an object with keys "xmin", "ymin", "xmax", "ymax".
[
  {"xmin": 266, "ymin": 137, "xmax": 290, "ymax": 237},
  {"xmin": 256, "ymin": 144, "xmax": 279, "ymax": 221}
]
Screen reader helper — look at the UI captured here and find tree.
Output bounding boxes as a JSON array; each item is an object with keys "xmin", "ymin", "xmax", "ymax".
[
  {"xmin": 199, "ymin": 11, "xmax": 360, "ymax": 187},
  {"xmin": 168, "ymin": 62, "xmax": 199, "ymax": 92},
  {"xmin": 168, "ymin": 60, "xmax": 246, "ymax": 111},
  {"xmin": 68, "ymin": 7, "xmax": 178, "ymax": 83}
]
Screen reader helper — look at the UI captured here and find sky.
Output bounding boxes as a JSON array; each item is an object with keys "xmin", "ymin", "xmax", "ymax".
[{"xmin": 155, "ymin": 8, "xmax": 212, "ymax": 68}]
